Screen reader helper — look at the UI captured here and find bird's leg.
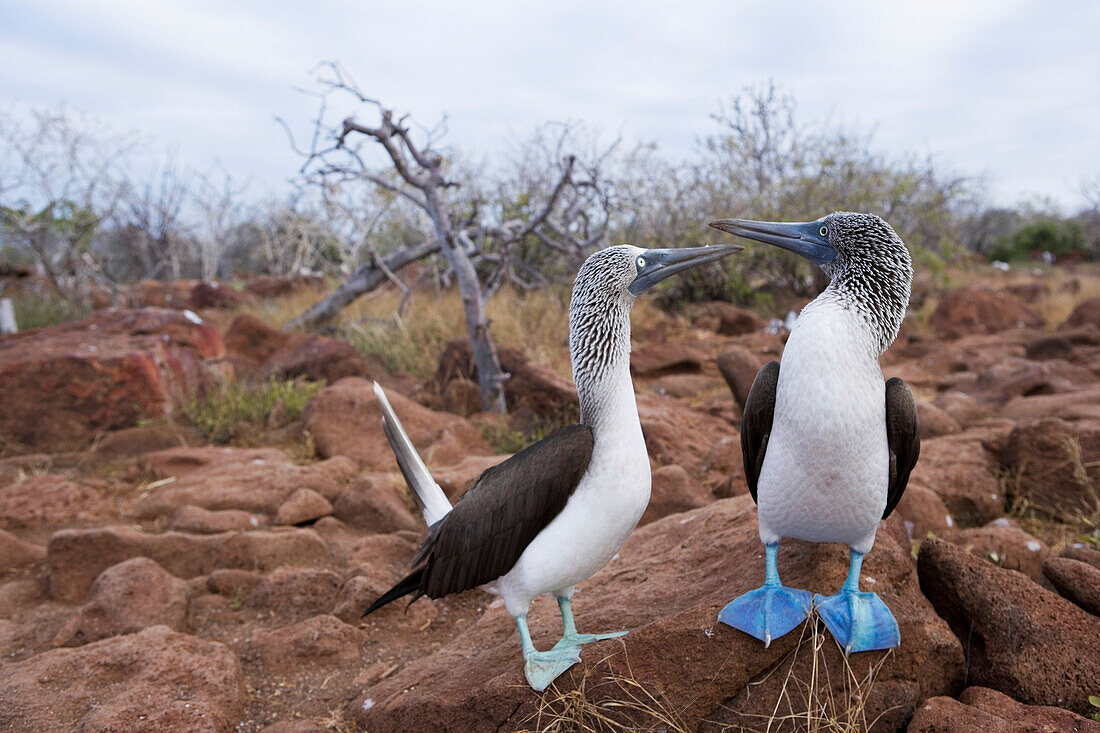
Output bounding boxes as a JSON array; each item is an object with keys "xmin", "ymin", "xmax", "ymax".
[
  {"xmin": 813, "ymin": 548, "xmax": 901, "ymax": 655},
  {"xmin": 551, "ymin": 596, "xmax": 628, "ymax": 651},
  {"xmin": 515, "ymin": 615, "xmax": 581, "ymax": 692},
  {"xmin": 717, "ymin": 542, "xmax": 812, "ymax": 646}
]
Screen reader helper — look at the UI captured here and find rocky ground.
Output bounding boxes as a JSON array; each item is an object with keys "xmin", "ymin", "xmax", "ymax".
[{"xmin": 1, "ymin": 270, "xmax": 1100, "ymax": 732}]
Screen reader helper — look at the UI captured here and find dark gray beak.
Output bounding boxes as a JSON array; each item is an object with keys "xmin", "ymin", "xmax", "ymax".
[
  {"xmin": 709, "ymin": 218, "xmax": 837, "ymax": 266},
  {"xmin": 628, "ymin": 244, "xmax": 743, "ymax": 296}
]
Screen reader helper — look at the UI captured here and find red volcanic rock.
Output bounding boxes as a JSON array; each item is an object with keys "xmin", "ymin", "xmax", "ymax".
[
  {"xmin": 53, "ymin": 557, "xmax": 191, "ymax": 647},
  {"xmin": 1000, "ymin": 385, "xmax": 1100, "ymax": 422},
  {"xmin": 0, "ymin": 474, "xmax": 112, "ymax": 529},
  {"xmin": 242, "ymin": 274, "xmax": 326, "ymax": 298},
  {"xmin": 431, "ymin": 454, "xmax": 507, "ymax": 500},
  {"xmin": 0, "ymin": 308, "xmax": 225, "ymax": 450},
  {"xmin": 1042, "ymin": 556, "xmax": 1100, "ymax": 616},
  {"xmin": 895, "ymin": 485, "xmax": 956, "ymax": 538},
  {"xmin": 133, "ymin": 446, "xmax": 355, "ymax": 520},
  {"xmin": 0, "ymin": 625, "xmax": 245, "ymax": 732},
  {"xmin": 1061, "ymin": 545, "xmax": 1100, "ymax": 570},
  {"xmin": 274, "ymin": 487, "xmax": 333, "ymax": 525},
  {"xmin": 224, "ymin": 313, "xmax": 383, "ymax": 385},
  {"xmin": 207, "ymin": 568, "xmax": 262, "ymax": 596},
  {"xmin": 354, "ymin": 498, "xmax": 962, "ymax": 732},
  {"xmin": 685, "ymin": 301, "xmax": 763, "ymax": 336},
  {"xmin": 1061, "ymin": 295, "xmax": 1100, "ymax": 330},
  {"xmin": 188, "ymin": 280, "xmax": 255, "ymax": 309},
  {"xmin": 244, "ymin": 567, "xmax": 342, "ymax": 622},
  {"xmin": 128, "ymin": 278, "xmax": 197, "ymax": 308},
  {"xmin": 47, "ymin": 526, "xmax": 330, "ymax": 602},
  {"xmin": 250, "ymin": 614, "xmax": 362, "ymax": 671},
  {"xmin": 303, "ymin": 377, "xmax": 491, "ymax": 471},
  {"xmin": 639, "ymin": 463, "xmax": 714, "ymax": 525},
  {"xmin": 630, "ymin": 340, "xmax": 708, "ymax": 377},
  {"xmin": 435, "ymin": 338, "xmax": 578, "ymax": 424},
  {"xmin": 942, "ymin": 520, "xmax": 1050, "ymax": 583},
  {"xmin": 930, "ymin": 287, "xmax": 1044, "ymax": 339},
  {"xmin": 92, "ymin": 423, "xmax": 199, "ymax": 460},
  {"xmin": 972, "ymin": 357, "xmax": 1089, "ymax": 404},
  {"xmin": 170, "ymin": 505, "xmax": 268, "ymax": 534},
  {"xmin": 331, "ymin": 473, "xmax": 420, "ymax": 534},
  {"xmin": 908, "ymin": 686, "xmax": 1100, "ymax": 733},
  {"xmin": 931, "ymin": 391, "xmax": 983, "ymax": 426},
  {"xmin": 916, "ymin": 400, "xmax": 960, "ymax": 439},
  {"xmin": 908, "ymin": 430, "xmax": 1004, "ymax": 526},
  {"xmin": 334, "ymin": 569, "xmax": 440, "ymax": 633},
  {"xmin": 716, "ymin": 346, "xmax": 762, "ymax": 411},
  {"xmin": 637, "ymin": 393, "xmax": 739, "ymax": 490},
  {"xmin": 0, "ymin": 529, "xmax": 45, "ymax": 572},
  {"xmin": 917, "ymin": 537, "xmax": 1100, "ymax": 715},
  {"xmin": 1003, "ymin": 418, "xmax": 1100, "ymax": 520},
  {"xmin": 1025, "ymin": 334, "xmax": 1075, "ymax": 360}
]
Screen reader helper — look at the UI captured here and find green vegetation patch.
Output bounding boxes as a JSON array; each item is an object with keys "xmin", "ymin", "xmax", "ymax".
[
  {"xmin": 7, "ymin": 291, "xmax": 90, "ymax": 331},
  {"xmin": 182, "ymin": 377, "xmax": 323, "ymax": 444}
]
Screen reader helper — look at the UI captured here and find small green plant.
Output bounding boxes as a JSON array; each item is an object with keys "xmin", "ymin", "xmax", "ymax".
[
  {"xmin": 987, "ymin": 219, "xmax": 1087, "ymax": 262},
  {"xmin": 479, "ymin": 422, "xmax": 531, "ymax": 455},
  {"xmin": 1088, "ymin": 694, "xmax": 1100, "ymax": 722},
  {"xmin": 229, "ymin": 586, "xmax": 245, "ymax": 611},
  {"xmin": 182, "ymin": 378, "xmax": 323, "ymax": 444},
  {"xmin": 7, "ymin": 291, "xmax": 90, "ymax": 330}
]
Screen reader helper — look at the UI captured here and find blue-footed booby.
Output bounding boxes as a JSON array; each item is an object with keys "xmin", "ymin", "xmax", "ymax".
[
  {"xmin": 365, "ymin": 243, "xmax": 742, "ymax": 690},
  {"xmin": 709, "ymin": 212, "xmax": 920, "ymax": 654}
]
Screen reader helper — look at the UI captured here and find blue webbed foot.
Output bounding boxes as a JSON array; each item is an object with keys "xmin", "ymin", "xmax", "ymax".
[
  {"xmin": 718, "ymin": 584, "xmax": 812, "ymax": 646},
  {"xmin": 552, "ymin": 598, "xmax": 627, "ymax": 652},
  {"xmin": 717, "ymin": 543, "xmax": 811, "ymax": 646},
  {"xmin": 523, "ymin": 646, "xmax": 582, "ymax": 691},
  {"xmin": 813, "ymin": 589, "xmax": 900, "ymax": 654}
]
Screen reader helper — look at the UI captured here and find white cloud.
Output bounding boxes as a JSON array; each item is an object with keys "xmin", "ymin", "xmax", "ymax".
[{"xmin": 0, "ymin": 0, "xmax": 1096, "ymax": 208}]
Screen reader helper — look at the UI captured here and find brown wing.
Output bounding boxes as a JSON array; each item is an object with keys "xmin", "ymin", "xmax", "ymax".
[
  {"xmin": 883, "ymin": 377, "xmax": 920, "ymax": 519},
  {"xmin": 740, "ymin": 361, "xmax": 779, "ymax": 504},
  {"xmin": 415, "ymin": 423, "xmax": 594, "ymax": 599}
]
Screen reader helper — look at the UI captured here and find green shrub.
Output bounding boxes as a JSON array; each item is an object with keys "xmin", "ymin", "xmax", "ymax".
[
  {"xmin": 987, "ymin": 219, "xmax": 1086, "ymax": 262},
  {"xmin": 182, "ymin": 378, "xmax": 323, "ymax": 444},
  {"xmin": 7, "ymin": 291, "xmax": 90, "ymax": 330}
]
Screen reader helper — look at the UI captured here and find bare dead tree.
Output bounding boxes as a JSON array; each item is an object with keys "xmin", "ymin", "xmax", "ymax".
[
  {"xmin": 192, "ymin": 168, "xmax": 248, "ymax": 280},
  {"xmin": 0, "ymin": 108, "xmax": 132, "ymax": 303},
  {"xmin": 281, "ymin": 62, "xmax": 617, "ymax": 412},
  {"xmin": 109, "ymin": 156, "xmax": 192, "ymax": 280}
]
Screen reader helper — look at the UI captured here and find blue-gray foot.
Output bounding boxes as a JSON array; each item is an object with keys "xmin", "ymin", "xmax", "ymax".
[
  {"xmin": 523, "ymin": 647, "xmax": 582, "ymax": 691},
  {"xmin": 717, "ymin": 543, "xmax": 812, "ymax": 646},
  {"xmin": 813, "ymin": 549, "xmax": 900, "ymax": 654},
  {"xmin": 552, "ymin": 597, "xmax": 628, "ymax": 651},
  {"xmin": 516, "ymin": 615, "xmax": 580, "ymax": 692}
]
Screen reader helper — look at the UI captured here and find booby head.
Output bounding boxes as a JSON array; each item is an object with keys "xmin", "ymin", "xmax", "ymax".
[
  {"xmin": 569, "ymin": 243, "xmax": 741, "ymax": 423},
  {"xmin": 571, "ymin": 243, "xmax": 742, "ymax": 305},
  {"xmin": 709, "ymin": 212, "xmax": 912, "ymax": 351}
]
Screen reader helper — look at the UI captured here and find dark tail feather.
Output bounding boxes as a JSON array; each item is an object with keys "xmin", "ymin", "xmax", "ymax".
[{"xmin": 363, "ymin": 568, "xmax": 425, "ymax": 617}]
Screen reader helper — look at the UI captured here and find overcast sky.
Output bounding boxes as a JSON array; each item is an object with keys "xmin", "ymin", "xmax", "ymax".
[{"xmin": 2, "ymin": 0, "xmax": 1098, "ymax": 210}]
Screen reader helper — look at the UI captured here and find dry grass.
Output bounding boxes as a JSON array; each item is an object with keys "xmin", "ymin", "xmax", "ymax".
[
  {"xmin": 1002, "ymin": 435, "xmax": 1100, "ymax": 553},
  {"xmin": 902, "ymin": 261, "xmax": 1100, "ymax": 334},
  {"xmin": 516, "ymin": 649, "xmax": 692, "ymax": 733},
  {"xmin": 514, "ymin": 618, "xmax": 895, "ymax": 733},
  {"xmin": 714, "ymin": 620, "xmax": 896, "ymax": 733},
  {"xmin": 239, "ymin": 283, "xmax": 675, "ymax": 381}
]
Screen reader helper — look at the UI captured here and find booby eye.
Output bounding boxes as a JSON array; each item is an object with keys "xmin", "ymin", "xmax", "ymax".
[
  {"xmin": 819, "ymin": 226, "xmax": 828, "ymax": 237},
  {"xmin": 636, "ymin": 256, "xmax": 646, "ymax": 269}
]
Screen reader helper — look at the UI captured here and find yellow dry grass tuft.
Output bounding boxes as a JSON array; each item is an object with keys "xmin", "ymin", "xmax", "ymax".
[
  {"xmin": 238, "ymin": 283, "xmax": 677, "ymax": 381},
  {"xmin": 516, "ymin": 648, "xmax": 691, "ymax": 733},
  {"xmin": 722, "ymin": 620, "xmax": 896, "ymax": 733},
  {"xmin": 1002, "ymin": 435, "xmax": 1100, "ymax": 553}
]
